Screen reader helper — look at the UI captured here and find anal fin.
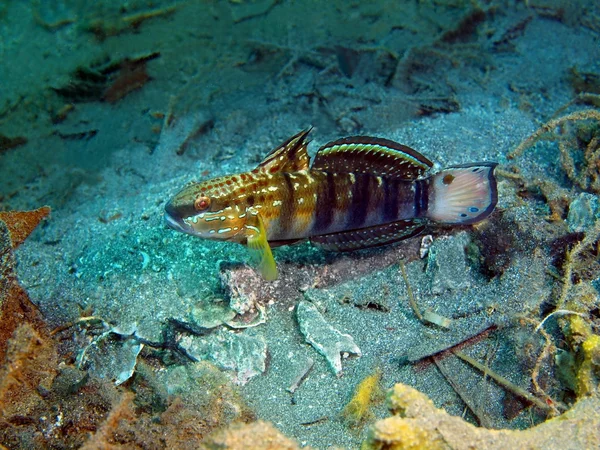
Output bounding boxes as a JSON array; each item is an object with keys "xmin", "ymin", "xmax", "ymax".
[
  {"xmin": 245, "ymin": 211, "xmax": 278, "ymax": 281},
  {"xmin": 268, "ymin": 239, "xmax": 304, "ymax": 248},
  {"xmin": 310, "ymin": 220, "xmax": 426, "ymax": 252}
]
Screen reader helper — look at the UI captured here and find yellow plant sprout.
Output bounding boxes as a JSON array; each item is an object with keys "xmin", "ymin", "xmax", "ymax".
[{"xmin": 341, "ymin": 368, "xmax": 384, "ymax": 429}]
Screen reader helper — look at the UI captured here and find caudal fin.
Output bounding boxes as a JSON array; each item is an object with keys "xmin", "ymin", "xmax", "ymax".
[{"xmin": 426, "ymin": 163, "xmax": 498, "ymax": 225}]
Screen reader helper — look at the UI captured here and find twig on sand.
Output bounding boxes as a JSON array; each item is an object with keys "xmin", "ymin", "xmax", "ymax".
[
  {"xmin": 453, "ymin": 349, "xmax": 563, "ymax": 416},
  {"xmin": 433, "ymin": 356, "xmax": 494, "ymax": 428},
  {"xmin": 287, "ymin": 357, "xmax": 315, "ymax": 394},
  {"xmin": 399, "ymin": 260, "xmax": 423, "ymax": 323}
]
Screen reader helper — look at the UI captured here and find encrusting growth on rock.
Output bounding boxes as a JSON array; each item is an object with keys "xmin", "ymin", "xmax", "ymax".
[
  {"xmin": 361, "ymin": 383, "xmax": 600, "ymax": 450},
  {"xmin": 0, "ymin": 206, "xmax": 50, "ymax": 248}
]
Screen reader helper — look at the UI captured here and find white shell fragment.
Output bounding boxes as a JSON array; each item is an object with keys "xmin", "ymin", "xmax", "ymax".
[
  {"xmin": 178, "ymin": 329, "xmax": 267, "ymax": 385},
  {"xmin": 423, "ymin": 309, "xmax": 453, "ymax": 329},
  {"xmin": 296, "ymin": 301, "xmax": 361, "ymax": 376},
  {"xmin": 77, "ymin": 332, "xmax": 143, "ymax": 386}
]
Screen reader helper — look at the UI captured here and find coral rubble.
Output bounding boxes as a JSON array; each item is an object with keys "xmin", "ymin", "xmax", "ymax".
[
  {"xmin": 362, "ymin": 383, "xmax": 600, "ymax": 450},
  {"xmin": 296, "ymin": 300, "xmax": 361, "ymax": 376}
]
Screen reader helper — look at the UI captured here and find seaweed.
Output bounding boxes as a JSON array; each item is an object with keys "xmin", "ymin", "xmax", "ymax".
[
  {"xmin": 508, "ymin": 109, "xmax": 600, "ymax": 194},
  {"xmin": 53, "ymin": 53, "xmax": 160, "ymax": 104},
  {"xmin": 340, "ymin": 368, "xmax": 383, "ymax": 430},
  {"xmin": 0, "ymin": 135, "xmax": 28, "ymax": 154}
]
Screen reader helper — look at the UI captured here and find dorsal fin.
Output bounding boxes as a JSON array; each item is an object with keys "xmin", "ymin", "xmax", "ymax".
[
  {"xmin": 258, "ymin": 128, "xmax": 312, "ymax": 174},
  {"xmin": 312, "ymin": 136, "xmax": 432, "ymax": 180}
]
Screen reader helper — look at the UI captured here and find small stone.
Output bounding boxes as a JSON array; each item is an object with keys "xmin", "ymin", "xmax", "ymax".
[
  {"xmin": 592, "ymin": 277, "xmax": 600, "ymax": 296},
  {"xmin": 425, "ymin": 233, "xmax": 473, "ymax": 294},
  {"xmin": 51, "ymin": 366, "xmax": 89, "ymax": 397},
  {"xmin": 190, "ymin": 298, "xmax": 236, "ymax": 329},
  {"xmin": 77, "ymin": 333, "xmax": 143, "ymax": 386},
  {"xmin": 567, "ymin": 193, "xmax": 600, "ymax": 233},
  {"xmin": 178, "ymin": 328, "xmax": 267, "ymax": 385},
  {"xmin": 220, "ymin": 266, "xmax": 262, "ymax": 315},
  {"xmin": 296, "ymin": 301, "xmax": 361, "ymax": 376}
]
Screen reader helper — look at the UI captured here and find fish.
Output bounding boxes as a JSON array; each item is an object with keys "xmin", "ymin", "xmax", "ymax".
[{"xmin": 164, "ymin": 129, "xmax": 498, "ymax": 281}]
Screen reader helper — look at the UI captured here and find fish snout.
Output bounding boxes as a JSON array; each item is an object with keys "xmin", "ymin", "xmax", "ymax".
[{"xmin": 164, "ymin": 201, "xmax": 189, "ymax": 233}]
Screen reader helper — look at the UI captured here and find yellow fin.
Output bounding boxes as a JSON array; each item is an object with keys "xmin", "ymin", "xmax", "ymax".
[{"xmin": 245, "ymin": 212, "xmax": 278, "ymax": 281}]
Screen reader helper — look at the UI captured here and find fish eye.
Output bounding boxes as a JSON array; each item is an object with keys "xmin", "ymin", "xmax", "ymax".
[{"xmin": 194, "ymin": 195, "xmax": 211, "ymax": 211}]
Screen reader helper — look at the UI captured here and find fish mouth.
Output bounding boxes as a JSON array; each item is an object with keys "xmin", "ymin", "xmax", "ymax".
[
  {"xmin": 164, "ymin": 201, "xmax": 194, "ymax": 234},
  {"xmin": 164, "ymin": 212, "xmax": 189, "ymax": 233}
]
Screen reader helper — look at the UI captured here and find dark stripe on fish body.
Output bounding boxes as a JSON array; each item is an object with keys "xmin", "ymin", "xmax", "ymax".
[
  {"xmin": 280, "ymin": 172, "xmax": 295, "ymax": 236},
  {"xmin": 396, "ymin": 182, "xmax": 417, "ymax": 220},
  {"xmin": 382, "ymin": 178, "xmax": 399, "ymax": 223},
  {"xmin": 347, "ymin": 173, "xmax": 371, "ymax": 229},
  {"xmin": 415, "ymin": 180, "xmax": 428, "ymax": 218},
  {"xmin": 313, "ymin": 171, "xmax": 336, "ymax": 233}
]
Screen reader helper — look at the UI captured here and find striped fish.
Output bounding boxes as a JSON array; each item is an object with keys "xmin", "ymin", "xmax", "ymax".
[{"xmin": 165, "ymin": 129, "xmax": 498, "ymax": 280}]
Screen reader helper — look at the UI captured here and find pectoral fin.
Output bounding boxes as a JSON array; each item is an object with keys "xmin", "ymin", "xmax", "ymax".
[{"xmin": 245, "ymin": 212, "xmax": 278, "ymax": 281}]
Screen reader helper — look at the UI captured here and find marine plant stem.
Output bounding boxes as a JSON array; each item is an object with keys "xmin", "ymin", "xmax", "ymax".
[
  {"xmin": 399, "ymin": 260, "xmax": 423, "ymax": 322},
  {"xmin": 508, "ymin": 109, "xmax": 600, "ymax": 160},
  {"xmin": 452, "ymin": 349, "xmax": 560, "ymax": 415}
]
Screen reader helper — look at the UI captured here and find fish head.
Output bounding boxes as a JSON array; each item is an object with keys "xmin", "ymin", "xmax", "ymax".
[{"xmin": 164, "ymin": 174, "xmax": 247, "ymax": 242}]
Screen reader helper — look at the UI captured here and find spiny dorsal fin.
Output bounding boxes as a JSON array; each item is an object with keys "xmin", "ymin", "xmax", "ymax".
[
  {"xmin": 310, "ymin": 219, "xmax": 426, "ymax": 252},
  {"xmin": 312, "ymin": 136, "xmax": 432, "ymax": 180},
  {"xmin": 258, "ymin": 128, "xmax": 312, "ymax": 174}
]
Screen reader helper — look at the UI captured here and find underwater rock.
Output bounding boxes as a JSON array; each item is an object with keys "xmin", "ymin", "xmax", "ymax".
[
  {"xmin": 425, "ymin": 232, "xmax": 473, "ymax": 294},
  {"xmin": 178, "ymin": 329, "xmax": 267, "ymax": 385},
  {"xmin": 77, "ymin": 333, "xmax": 143, "ymax": 386},
  {"xmin": 362, "ymin": 383, "xmax": 600, "ymax": 450},
  {"xmin": 0, "ymin": 206, "xmax": 50, "ymax": 249},
  {"xmin": 220, "ymin": 266, "xmax": 263, "ymax": 315},
  {"xmin": 593, "ymin": 277, "xmax": 600, "ymax": 296},
  {"xmin": 402, "ymin": 248, "xmax": 552, "ymax": 362},
  {"xmin": 51, "ymin": 366, "xmax": 89, "ymax": 397},
  {"xmin": 190, "ymin": 297, "xmax": 237, "ymax": 329},
  {"xmin": 0, "ymin": 323, "xmax": 58, "ymax": 433},
  {"xmin": 163, "ymin": 361, "xmax": 254, "ymax": 426},
  {"xmin": 0, "ymin": 210, "xmax": 50, "ymax": 362},
  {"xmin": 296, "ymin": 301, "xmax": 361, "ymax": 376},
  {"xmin": 567, "ymin": 193, "xmax": 600, "ymax": 233},
  {"xmin": 304, "ymin": 266, "xmax": 393, "ymax": 312},
  {"xmin": 201, "ymin": 420, "xmax": 302, "ymax": 450}
]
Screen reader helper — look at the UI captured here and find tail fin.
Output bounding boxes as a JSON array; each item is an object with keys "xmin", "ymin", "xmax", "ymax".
[{"xmin": 426, "ymin": 163, "xmax": 498, "ymax": 225}]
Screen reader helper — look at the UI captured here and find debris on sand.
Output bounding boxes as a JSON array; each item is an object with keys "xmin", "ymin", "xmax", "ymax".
[{"xmin": 296, "ymin": 301, "xmax": 361, "ymax": 376}]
